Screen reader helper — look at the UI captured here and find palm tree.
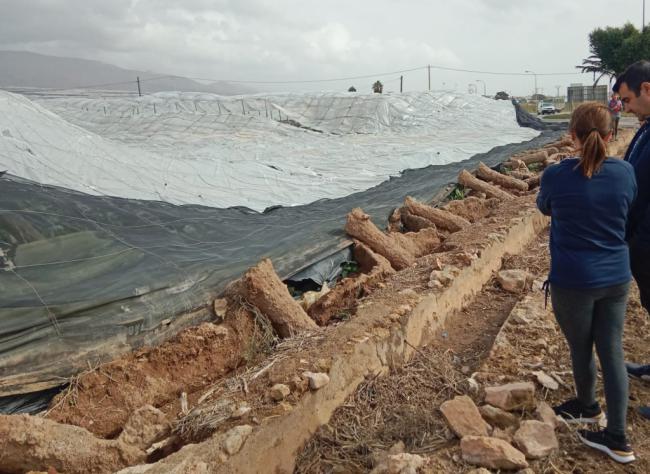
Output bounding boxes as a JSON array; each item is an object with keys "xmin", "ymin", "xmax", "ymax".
[{"xmin": 576, "ymin": 55, "xmax": 616, "ymax": 88}]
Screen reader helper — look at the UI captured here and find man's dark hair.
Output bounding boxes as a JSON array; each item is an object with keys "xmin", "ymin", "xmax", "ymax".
[{"xmin": 613, "ymin": 60, "xmax": 650, "ymax": 95}]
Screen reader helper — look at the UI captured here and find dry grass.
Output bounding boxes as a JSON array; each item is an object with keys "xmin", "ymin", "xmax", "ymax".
[
  {"xmin": 41, "ymin": 361, "xmax": 105, "ymax": 418},
  {"xmin": 173, "ymin": 327, "xmax": 327, "ymax": 443},
  {"xmin": 295, "ymin": 347, "xmax": 467, "ymax": 474},
  {"xmin": 234, "ymin": 296, "xmax": 280, "ymax": 362}
]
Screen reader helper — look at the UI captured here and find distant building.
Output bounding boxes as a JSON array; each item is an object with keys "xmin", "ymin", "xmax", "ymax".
[{"xmin": 567, "ymin": 83, "xmax": 608, "ymax": 104}]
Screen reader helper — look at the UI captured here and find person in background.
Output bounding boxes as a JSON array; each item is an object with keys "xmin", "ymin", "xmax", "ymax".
[
  {"xmin": 537, "ymin": 101, "xmax": 637, "ymax": 464},
  {"xmin": 612, "ymin": 60, "xmax": 650, "ymax": 419},
  {"xmin": 608, "ymin": 92, "xmax": 623, "ymax": 140}
]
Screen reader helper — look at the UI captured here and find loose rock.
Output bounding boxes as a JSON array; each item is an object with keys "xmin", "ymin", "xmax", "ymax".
[
  {"xmin": 386, "ymin": 453, "xmax": 426, "ymax": 474},
  {"xmin": 479, "ymin": 404, "xmax": 519, "ymax": 429},
  {"xmin": 532, "ymin": 371, "xmax": 559, "ymax": 391},
  {"xmin": 222, "ymin": 425, "xmax": 253, "ymax": 455},
  {"xmin": 484, "ymin": 382, "xmax": 536, "ymax": 411},
  {"xmin": 535, "ymin": 402, "xmax": 560, "ymax": 429},
  {"xmin": 513, "ymin": 420, "xmax": 558, "ymax": 459},
  {"xmin": 497, "ymin": 269, "xmax": 533, "ymax": 293},
  {"xmin": 440, "ymin": 395, "xmax": 492, "ymax": 438},
  {"xmin": 461, "ymin": 435, "xmax": 528, "ymax": 470},
  {"xmin": 118, "ymin": 405, "xmax": 170, "ymax": 450},
  {"xmin": 303, "ymin": 371, "xmax": 330, "ymax": 390},
  {"xmin": 467, "ymin": 378, "xmax": 480, "ymax": 395},
  {"xmin": 269, "ymin": 384, "xmax": 291, "ymax": 401}
]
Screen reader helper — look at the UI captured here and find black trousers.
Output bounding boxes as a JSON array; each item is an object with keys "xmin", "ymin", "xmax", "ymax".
[{"xmin": 630, "ymin": 240, "xmax": 650, "ymax": 313}]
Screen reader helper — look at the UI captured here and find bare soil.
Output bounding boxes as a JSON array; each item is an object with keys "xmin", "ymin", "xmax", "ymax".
[{"xmin": 46, "ymin": 311, "xmax": 256, "ymax": 438}]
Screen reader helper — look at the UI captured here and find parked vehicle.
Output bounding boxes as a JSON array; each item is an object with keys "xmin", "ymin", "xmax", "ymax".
[{"xmin": 537, "ymin": 101, "xmax": 556, "ymax": 115}]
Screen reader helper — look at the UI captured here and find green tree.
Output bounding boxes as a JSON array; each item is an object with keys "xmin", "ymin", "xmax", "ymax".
[
  {"xmin": 578, "ymin": 23, "xmax": 650, "ymax": 85},
  {"xmin": 348, "ymin": 86, "xmax": 357, "ymax": 92},
  {"xmin": 372, "ymin": 80, "xmax": 383, "ymax": 94},
  {"xmin": 494, "ymin": 91, "xmax": 510, "ymax": 100}
]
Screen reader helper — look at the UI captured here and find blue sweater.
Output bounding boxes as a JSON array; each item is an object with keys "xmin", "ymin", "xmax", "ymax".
[
  {"xmin": 624, "ymin": 120, "xmax": 650, "ymax": 245},
  {"xmin": 537, "ymin": 158, "xmax": 637, "ymax": 289}
]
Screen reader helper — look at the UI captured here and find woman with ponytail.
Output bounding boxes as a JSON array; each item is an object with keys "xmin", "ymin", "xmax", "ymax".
[{"xmin": 537, "ymin": 101, "xmax": 637, "ymax": 463}]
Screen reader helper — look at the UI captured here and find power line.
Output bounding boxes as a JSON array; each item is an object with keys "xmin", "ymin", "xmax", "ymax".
[
  {"xmin": 181, "ymin": 64, "xmax": 581, "ymax": 85},
  {"xmin": 1, "ymin": 63, "xmax": 585, "ymax": 94},
  {"xmin": 1, "ymin": 75, "xmax": 174, "ymax": 92},
  {"xmin": 423, "ymin": 64, "xmax": 582, "ymax": 77},
  {"xmin": 182, "ymin": 66, "xmax": 428, "ymax": 84}
]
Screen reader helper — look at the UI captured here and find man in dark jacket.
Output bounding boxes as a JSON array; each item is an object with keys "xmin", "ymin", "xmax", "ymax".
[{"xmin": 613, "ymin": 60, "xmax": 650, "ymax": 419}]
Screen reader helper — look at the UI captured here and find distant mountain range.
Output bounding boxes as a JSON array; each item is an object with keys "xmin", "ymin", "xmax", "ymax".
[{"xmin": 0, "ymin": 50, "xmax": 254, "ymax": 95}]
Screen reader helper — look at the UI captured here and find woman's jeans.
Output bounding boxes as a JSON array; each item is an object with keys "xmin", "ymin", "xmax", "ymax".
[{"xmin": 551, "ymin": 282, "xmax": 630, "ymax": 437}]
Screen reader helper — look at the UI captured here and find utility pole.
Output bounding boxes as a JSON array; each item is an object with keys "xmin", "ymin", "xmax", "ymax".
[
  {"xmin": 400, "ymin": 75, "xmax": 403, "ymax": 93},
  {"xmin": 555, "ymin": 85, "xmax": 561, "ymax": 98},
  {"xmin": 525, "ymin": 70, "xmax": 537, "ymax": 97},
  {"xmin": 644, "ymin": 0, "xmax": 646, "ymax": 31},
  {"xmin": 428, "ymin": 65, "xmax": 431, "ymax": 91},
  {"xmin": 476, "ymin": 79, "xmax": 486, "ymax": 96},
  {"xmin": 136, "ymin": 76, "xmax": 142, "ymax": 97}
]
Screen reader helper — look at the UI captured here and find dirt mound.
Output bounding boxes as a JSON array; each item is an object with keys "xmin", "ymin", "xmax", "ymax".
[
  {"xmin": 0, "ymin": 414, "xmax": 144, "ymax": 474},
  {"xmin": 47, "ymin": 313, "xmax": 256, "ymax": 438},
  {"xmin": 442, "ymin": 196, "xmax": 500, "ymax": 223}
]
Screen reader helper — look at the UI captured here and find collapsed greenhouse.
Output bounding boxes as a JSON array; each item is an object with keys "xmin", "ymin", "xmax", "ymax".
[{"xmin": 0, "ymin": 89, "xmax": 592, "ymax": 473}]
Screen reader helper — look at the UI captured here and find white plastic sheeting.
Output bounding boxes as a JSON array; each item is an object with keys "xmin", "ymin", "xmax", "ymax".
[{"xmin": 1, "ymin": 90, "xmax": 538, "ymax": 211}]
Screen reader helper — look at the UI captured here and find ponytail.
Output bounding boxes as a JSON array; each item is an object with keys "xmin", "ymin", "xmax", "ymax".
[
  {"xmin": 580, "ymin": 128, "xmax": 607, "ymax": 178},
  {"xmin": 568, "ymin": 102, "xmax": 611, "ymax": 178}
]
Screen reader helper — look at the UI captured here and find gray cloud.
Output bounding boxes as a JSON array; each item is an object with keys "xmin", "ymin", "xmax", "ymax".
[{"xmin": 0, "ymin": 0, "xmax": 640, "ymax": 95}]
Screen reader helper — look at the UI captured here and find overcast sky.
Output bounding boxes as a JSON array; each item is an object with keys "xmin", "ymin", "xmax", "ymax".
[{"xmin": 0, "ymin": 0, "xmax": 646, "ymax": 96}]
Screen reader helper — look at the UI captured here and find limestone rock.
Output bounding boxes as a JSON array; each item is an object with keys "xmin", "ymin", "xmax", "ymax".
[
  {"xmin": 370, "ymin": 451, "xmax": 425, "ymax": 474},
  {"xmin": 213, "ymin": 298, "xmax": 228, "ymax": 319},
  {"xmin": 386, "ymin": 453, "xmax": 426, "ymax": 474},
  {"xmin": 467, "ymin": 377, "xmax": 480, "ymax": 395},
  {"xmin": 118, "ymin": 405, "xmax": 170, "ymax": 450},
  {"xmin": 532, "ymin": 371, "xmax": 559, "ymax": 391},
  {"xmin": 479, "ymin": 404, "xmax": 519, "ymax": 429},
  {"xmin": 513, "ymin": 420, "xmax": 558, "ymax": 459},
  {"xmin": 303, "ymin": 371, "xmax": 330, "ymax": 390},
  {"xmin": 269, "ymin": 383, "xmax": 291, "ymax": 401},
  {"xmin": 441, "ymin": 396, "xmax": 491, "ymax": 438},
  {"xmin": 461, "ymin": 436, "xmax": 528, "ymax": 470},
  {"xmin": 222, "ymin": 425, "xmax": 253, "ymax": 455},
  {"xmin": 429, "ymin": 266, "xmax": 460, "ymax": 287},
  {"xmin": 497, "ymin": 270, "xmax": 533, "ymax": 293},
  {"xmin": 534, "ymin": 402, "xmax": 559, "ymax": 429},
  {"xmin": 484, "ymin": 382, "xmax": 536, "ymax": 411}
]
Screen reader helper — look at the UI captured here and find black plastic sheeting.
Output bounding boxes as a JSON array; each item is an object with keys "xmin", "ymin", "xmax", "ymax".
[
  {"xmin": 0, "ymin": 104, "xmax": 564, "ymax": 410},
  {"xmin": 512, "ymin": 99, "xmax": 565, "ymax": 131}
]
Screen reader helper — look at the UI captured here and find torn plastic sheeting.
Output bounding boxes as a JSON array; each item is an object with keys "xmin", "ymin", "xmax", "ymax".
[
  {"xmin": 0, "ymin": 98, "xmax": 564, "ymax": 397},
  {"xmin": 286, "ymin": 246, "xmax": 354, "ymax": 287},
  {"xmin": 1, "ymin": 90, "xmax": 540, "ymax": 212}
]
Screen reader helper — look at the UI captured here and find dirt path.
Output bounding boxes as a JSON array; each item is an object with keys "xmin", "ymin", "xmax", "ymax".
[
  {"xmin": 294, "ymin": 127, "xmax": 650, "ymax": 474},
  {"xmin": 294, "ymin": 231, "xmax": 551, "ymax": 473}
]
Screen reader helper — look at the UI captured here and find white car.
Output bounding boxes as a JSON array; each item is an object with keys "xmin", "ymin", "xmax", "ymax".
[{"xmin": 537, "ymin": 101, "xmax": 556, "ymax": 115}]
